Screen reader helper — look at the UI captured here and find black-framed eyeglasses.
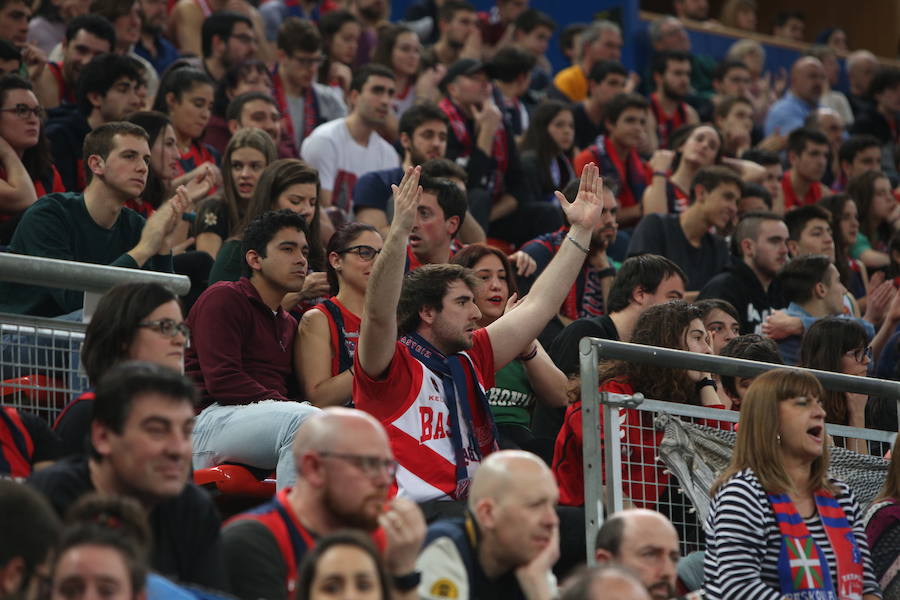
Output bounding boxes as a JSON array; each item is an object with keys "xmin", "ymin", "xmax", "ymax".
[
  {"xmin": 338, "ymin": 245, "xmax": 381, "ymax": 261},
  {"xmin": 844, "ymin": 346, "xmax": 873, "ymax": 363},
  {"xmin": 318, "ymin": 451, "xmax": 398, "ymax": 478},
  {"xmin": 139, "ymin": 318, "xmax": 191, "ymax": 344},
  {"xmin": 0, "ymin": 104, "xmax": 45, "ymax": 120}
]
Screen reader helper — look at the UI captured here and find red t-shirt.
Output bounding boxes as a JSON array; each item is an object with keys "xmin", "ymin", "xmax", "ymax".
[{"xmin": 353, "ymin": 328, "xmax": 496, "ymax": 502}]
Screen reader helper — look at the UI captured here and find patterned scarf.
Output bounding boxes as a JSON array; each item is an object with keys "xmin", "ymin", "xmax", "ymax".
[
  {"xmin": 588, "ymin": 135, "xmax": 649, "ymax": 209},
  {"xmin": 768, "ymin": 490, "xmax": 864, "ymax": 600},
  {"xmin": 400, "ymin": 332, "xmax": 499, "ymax": 499},
  {"xmin": 439, "ymin": 98, "xmax": 508, "ymax": 201},
  {"xmin": 273, "ymin": 68, "xmax": 321, "ymax": 146}
]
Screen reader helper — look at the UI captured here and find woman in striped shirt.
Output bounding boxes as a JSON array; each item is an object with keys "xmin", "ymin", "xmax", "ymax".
[{"xmin": 704, "ymin": 368, "xmax": 880, "ymax": 599}]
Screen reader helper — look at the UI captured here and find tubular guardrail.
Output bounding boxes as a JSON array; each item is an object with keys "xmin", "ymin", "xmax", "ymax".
[
  {"xmin": 0, "ymin": 253, "xmax": 190, "ymax": 319},
  {"xmin": 578, "ymin": 337, "xmax": 900, "ymax": 561}
]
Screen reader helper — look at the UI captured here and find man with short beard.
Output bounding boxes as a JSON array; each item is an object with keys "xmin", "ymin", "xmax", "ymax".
[
  {"xmin": 134, "ymin": 0, "xmax": 180, "ymax": 75},
  {"xmin": 197, "ymin": 12, "xmax": 258, "ymax": 82},
  {"xmin": 594, "ymin": 509, "xmax": 680, "ymax": 600},
  {"xmin": 520, "ymin": 178, "xmax": 620, "ymax": 327},
  {"xmin": 221, "ymin": 407, "xmax": 427, "ymax": 600},
  {"xmin": 648, "ymin": 50, "xmax": 698, "ymax": 150}
]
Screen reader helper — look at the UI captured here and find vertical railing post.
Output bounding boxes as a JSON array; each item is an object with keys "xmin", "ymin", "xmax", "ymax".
[{"xmin": 580, "ymin": 337, "xmax": 602, "ymax": 564}]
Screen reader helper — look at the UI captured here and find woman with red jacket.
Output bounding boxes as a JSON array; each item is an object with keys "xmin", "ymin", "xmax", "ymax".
[{"xmin": 552, "ymin": 300, "xmax": 725, "ymax": 508}]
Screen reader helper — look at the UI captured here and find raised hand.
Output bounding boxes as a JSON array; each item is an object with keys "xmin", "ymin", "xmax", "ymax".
[
  {"xmin": 508, "ymin": 250, "xmax": 537, "ymax": 277},
  {"xmin": 390, "ymin": 166, "xmax": 422, "ymax": 233},
  {"xmin": 556, "ymin": 162, "xmax": 604, "ymax": 231}
]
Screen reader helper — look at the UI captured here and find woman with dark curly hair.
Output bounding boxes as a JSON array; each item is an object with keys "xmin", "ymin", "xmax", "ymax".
[{"xmin": 552, "ymin": 299, "xmax": 721, "ymax": 508}]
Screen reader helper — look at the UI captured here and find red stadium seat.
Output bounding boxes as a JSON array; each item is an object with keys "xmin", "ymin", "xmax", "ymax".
[{"xmin": 194, "ymin": 464, "xmax": 276, "ymax": 499}]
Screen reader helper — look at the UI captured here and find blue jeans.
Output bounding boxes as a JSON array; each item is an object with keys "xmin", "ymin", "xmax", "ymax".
[{"xmin": 192, "ymin": 400, "xmax": 320, "ymax": 490}]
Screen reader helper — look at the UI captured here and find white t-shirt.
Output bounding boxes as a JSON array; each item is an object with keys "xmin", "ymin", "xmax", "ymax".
[{"xmin": 300, "ymin": 118, "xmax": 400, "ymax": 214}]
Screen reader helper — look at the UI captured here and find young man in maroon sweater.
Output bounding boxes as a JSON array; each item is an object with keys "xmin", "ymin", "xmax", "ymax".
[{"xmin": 185, "ymin": 209, "xmax": 320, "ymax": 491}]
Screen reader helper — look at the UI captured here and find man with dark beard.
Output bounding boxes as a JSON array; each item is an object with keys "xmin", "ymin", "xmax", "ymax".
[
  {"xmin": 648, "ymin": 50, "xmax": 698, "ymax": 150},
  {"xmin": 221, "ymin": 407, "xmax": 428, "ymax": 600},
  {"xmin": 520, "ymin": 177, "xmax": 621, "ymax": 329},
  {"xmin": 134, "ymin": 0, "xmax": 180, "ymax": 75}
]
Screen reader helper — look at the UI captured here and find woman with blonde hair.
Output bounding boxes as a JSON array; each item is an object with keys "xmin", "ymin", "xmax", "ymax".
[
  {"xmin": 704, "ymin": 368, "xmax": 880, "ymax": 599},
  {"xmin": 719, "ymin": 0, "xmax": 757, "ymax": 31}
]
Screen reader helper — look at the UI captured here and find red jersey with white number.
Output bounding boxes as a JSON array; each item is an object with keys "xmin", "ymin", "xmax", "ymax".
[{"xmin": 353, "ymin": 328, "xmax": 496, "ymax": 502}]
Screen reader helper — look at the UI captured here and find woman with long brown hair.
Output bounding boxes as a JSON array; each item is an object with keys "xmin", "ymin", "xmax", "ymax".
[
  {"xmin": 705, "ymin": 368, "xmax": 879, "ymax": 599},
  {"xmin": 552, "ymin": 300, "xmax": 720, "ymax": 508}
]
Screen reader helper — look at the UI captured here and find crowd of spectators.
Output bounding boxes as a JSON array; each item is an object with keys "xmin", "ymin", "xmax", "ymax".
[{"xmin": 3, "ymin": 0, "xmax": 900, "ymax": 598}]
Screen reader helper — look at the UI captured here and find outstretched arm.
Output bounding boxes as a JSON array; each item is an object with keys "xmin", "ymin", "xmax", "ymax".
[
  {"xmin": 357, "ymin": 167, "xmax": 421, "ymax": 379},
  {"xmin": 486, "ymin": 163, "xmax": 604, "ymax": 370}
]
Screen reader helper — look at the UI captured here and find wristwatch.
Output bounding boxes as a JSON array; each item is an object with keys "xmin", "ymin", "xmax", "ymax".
[
  {"xmin": 695, "ymin": 377, "xmax": 717, "ymax": 393},
  {"xmin": 392, "ymin": 571, "xmax": 422, "ymax": 592}
]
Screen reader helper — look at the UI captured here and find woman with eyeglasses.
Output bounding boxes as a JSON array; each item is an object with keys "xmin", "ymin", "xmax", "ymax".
[
  {"xmin": 799, "ymin": 317, "xmax": 872, "ymax": 454},
  {"xmin": 194, "ymin": 128, "xmax": 277, "ymax": 260},
  {"xmin": 54, "ymin": 282, "xmax": 190, "ymax": 457},
  {"xmin": 296, "ymin": 222, "xmax": 383, "ymax": 407},
  {"xmin": 0, "ymin": 74, "xmax": 65, "ymax": 245}
]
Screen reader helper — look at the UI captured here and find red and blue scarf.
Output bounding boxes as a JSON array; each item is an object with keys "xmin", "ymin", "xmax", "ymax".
[
  {"xmin": 769, "ymin": 490, "xmax": 865, "ymax": 600},
  {"xmin": 439, "ymin": 98, "xmax": 508, "ymax": 202},
  {"xmin": 588, "ymin": 135, "xmax": 649, "ymax": 210},
  {"xmin": 400, "ymin": 332, "xmax": 499, "ymax": 499}
]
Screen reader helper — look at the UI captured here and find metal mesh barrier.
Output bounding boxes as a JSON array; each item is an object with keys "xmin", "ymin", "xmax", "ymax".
[
  {"xmin": 0, "ymin": 253, "xmax": 190, "ymax": 424},
  {"xmin": 578, "ymin": 338, "xmax": 900, "ymax": 560},
  {"xmin": 1, "ymin": 314, "xmax": 89, "ymax": 423}
]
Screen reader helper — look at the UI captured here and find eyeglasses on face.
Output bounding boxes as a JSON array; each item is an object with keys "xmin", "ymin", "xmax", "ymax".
[
  {"xmin": 138, "ymin": 318, "xmax": 191, "ymax": 344},
  {"xmin": 844, "ymin": 346, "xmax": 872, "ymax": 363},
  {"xmin": 318, "ymin": 451, "xmax": 398, "ymax": 478},
  {"xmin": 338, "ymin": 245, "xmax": 381, "ymax": 261},
  {"xmin": 0, "ymin": 103, "xmax": 45, "ymax": 120}
]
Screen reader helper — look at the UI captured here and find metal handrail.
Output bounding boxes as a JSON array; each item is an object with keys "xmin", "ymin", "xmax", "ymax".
[
  {"xmin": 578, "ymin": 337, "xmax": 900, "ymax": 560},
  {"xmin": 0, "ymin": 253, "xmax": 190, "ymax": 295}
]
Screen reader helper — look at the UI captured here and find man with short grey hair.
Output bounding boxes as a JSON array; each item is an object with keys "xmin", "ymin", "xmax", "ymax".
[{"xmin": 553, "ymin": 20, "xmax": 623, "ymax": 103}]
